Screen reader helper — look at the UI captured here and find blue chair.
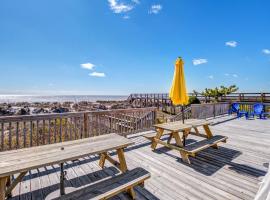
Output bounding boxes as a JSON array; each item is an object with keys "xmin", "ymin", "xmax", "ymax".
[
  {"xmin": 249, "ymin": 103, "xmax": 267, "ymax": 119},
  {"xmin": 228, "ymin": 103, "xmax": 248, "ymax": 119},
  {"xmin": 228, "ymin": 103, "xmax": 239, "ymax": 115}
]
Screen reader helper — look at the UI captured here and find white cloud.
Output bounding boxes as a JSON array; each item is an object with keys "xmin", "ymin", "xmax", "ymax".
[
  {"xmin": 225, "ymin": 41, "xmax": 238, "ymax": 47},
  {"xmin": 123, "ymin": 15, "xmax": 130, "ymax": 19},
  {"xmin": 108, "ymin": 0, "xmax": 133, "ymax": 13},
  {"xmin": 149, "ymin": 4, "xmax": 162, "ymax": 14},
  {"xmin": 192, "ymin": 58, "xmax": 208, "ymax": 66},
  {"xmin": 208, "ymin": 75, "xmax": 214, "ymax": 79},
  {"xmin": 262, "ymin": 49, "xmax": 270, "ymax": 55},
  {"xmin": 89, "ymin": 72, "xmax": 106, "ymax": 77},
  {"xmin": 81, "ymin": 63, "xmax": 95, "ymax": 70},
  {"xmin": 225, "ymin": 73, "xmax": 239, "ymax": 78}
]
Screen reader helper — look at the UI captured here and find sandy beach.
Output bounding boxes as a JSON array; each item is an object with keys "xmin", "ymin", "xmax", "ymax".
[{"xmin": 0, "ymin": 97, "xmax": 132, "ymax": 116}]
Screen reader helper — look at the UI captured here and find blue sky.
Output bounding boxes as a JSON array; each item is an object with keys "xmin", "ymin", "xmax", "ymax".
[{"xmin": 0, "ymin": 0, "xmax": 270, "ymax": 95}]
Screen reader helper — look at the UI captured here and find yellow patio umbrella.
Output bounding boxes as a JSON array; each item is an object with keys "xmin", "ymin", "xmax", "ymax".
[{"xmin": 169, "ymin": 57, "xmax": 189, "ymax": 123}]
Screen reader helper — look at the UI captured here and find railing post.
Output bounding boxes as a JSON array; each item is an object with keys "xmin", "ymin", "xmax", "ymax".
[
  {"xmin": 261, "ymin": 93, "xmax": 265, "ymax": 103},
  {"xmin": 140, "ymin": 94, "xmax": 142, "ymax": 107},
  {"xmin": 213, "ymin": 103, "xmax": 216, "ymax": 118},
  {"xmin": 153, "ymin": 94, "xmax": 156, "ymax": 107},
  {"xmin": 161, "ymin": 94, "xmax": 164, "ymax": 111},
  {"xmin": 153, "ymin": 109, "xmax": 157, "ymax": 124},
  {"xmin": 83, "ymin": 113, "xmax": 89, "ymax": 138},
  {"xmin": 157, "ymin": 94, "xmax": 160, "ymax": 109}
]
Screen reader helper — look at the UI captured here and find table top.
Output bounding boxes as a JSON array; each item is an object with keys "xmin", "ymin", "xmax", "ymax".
[
  {"xmin": 183, "ymin": 119, "xmax": 211, "ymax": 127},
  {"xmin": 153, "ymin": 122, "xmax": 192, "ymax": 132},
  {"xmin": 0, "ymin": 133, "xmax": 133, "ymax": 178},
  {"xmin": 153, "ymin": 119, "xmax": 210, "ymax": 132}
]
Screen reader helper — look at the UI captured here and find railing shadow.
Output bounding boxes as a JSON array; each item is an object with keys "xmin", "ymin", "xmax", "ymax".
[
  {"xmin": 210, "ymin": 116, "xmax": 238, "ymax": 126},
  {"xmin": 10, "ymin": 166, "xmax": 159, "ymax": 200}
]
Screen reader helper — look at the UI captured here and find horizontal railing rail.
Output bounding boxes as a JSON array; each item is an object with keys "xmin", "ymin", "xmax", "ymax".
[
  {"xmin": 0, "ymin": 107, "xmax": 157, "ymax": 152},
  {"xmin": 128, "ymin": 92, "xmax": 270, "ymax": 104},
  {"xmin": 190, "ymin": 102, "xmax": 231, "ymax": 119},
  {"xmin": 170, "ymin": 107, "xmax": 192, "ymax": 122}
]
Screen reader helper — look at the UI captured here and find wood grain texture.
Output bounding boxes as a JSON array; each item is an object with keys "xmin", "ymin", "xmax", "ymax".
[
  {"xmin": 0, "ymin": 177, "xmax": 7, "ymax": 200},
  {"xmin": 53, "ymin": 167, "xmax": 150, "ymax": 200},
  {"xmin": 0, "ymin": 133, "xmax": 134, "ymax": 178},
  {"xmin": 5, "ymin": 117, "xmax": 270, "ymax": 200}
]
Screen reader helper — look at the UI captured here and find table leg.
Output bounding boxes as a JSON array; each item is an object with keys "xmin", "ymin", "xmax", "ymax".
[
  {"xmin": 5, "ymin": 172, "xmax": 27, "ymax": 197},
  {"xmin": 167, "ymin": 133, "xmax": 173, "ymax": 144},
  {"xmin": 151, "ymin": 128, "xmax": 164, "ymax": 150},
  {"xmin": 99, "ymin": 152, "xmax": 107, "ymax": 168},
  {"xmin": 6, "ymin": 176, "xmax": 11, "ymax": 198},
  {"xmin": 117, "ymin": 148, "xmax": 135, "ymax": 199},
  {"xmin": 173, "ymin": 132, "xmax": 183, "ymax": 147},
  {"xmin": 203, "ymin": 125, "xmax": 213, "ymax": 138},
  {"xmin": 180, "ymin": 151, "xmax": 191, "ymax": 164},
  {"xmin": 117, "ymin": 148, "xmax": 127, "ymax": 173},
  {"xmin": 203, "ymin": 125, "xmax": 218, "ymax": 149},
  {"xmin": 6, "ymin": 176, "xmax": 11, "ymax": 188},
  {"xmin": 173, "ymin": 130, "xmax": 192, "ymax": 164},
  {"xmin": 0, "ymin": 177, "xmax": 7, "ymax": 200},
  {"xmin": 193, "ymin": 127, "xmax": 200, "ymax": 135}
]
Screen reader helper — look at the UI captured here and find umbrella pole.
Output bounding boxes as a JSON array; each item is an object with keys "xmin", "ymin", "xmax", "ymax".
[
  {"xmin": 181, "ymin": 105, "xmax": 185, "ymax": 124},
  {"xmin": 181, "ymin": 105, "xmax": 186, "ymax": 146}
]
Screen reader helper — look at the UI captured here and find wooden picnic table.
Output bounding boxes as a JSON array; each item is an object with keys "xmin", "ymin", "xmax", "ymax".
[
  {"xmin": 0, "ymin": 133, "xmax": 134, "ymax": 200},
  {"xmin": 145, "ymin": 119, "xmax": 227, "ymax": 164}
]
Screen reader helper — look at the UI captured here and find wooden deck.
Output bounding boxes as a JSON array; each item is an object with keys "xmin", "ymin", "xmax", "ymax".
[{"xmin": 9, "ymin": 117, "xmax": 270, "ymax": 200}]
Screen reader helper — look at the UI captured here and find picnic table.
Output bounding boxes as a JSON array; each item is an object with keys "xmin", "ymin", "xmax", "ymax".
[
  {"xmin": 144, "ymin": 119, "xmax": 227, "ymax": 164},
  {"xmin": 0, "ymin": 133, "xmax": 150, "ymax": 200}
]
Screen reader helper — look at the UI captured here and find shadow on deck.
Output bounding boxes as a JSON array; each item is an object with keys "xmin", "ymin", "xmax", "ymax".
[{"xmin": 8, "ymin": 118, "xmax": 270, "ymax": 200}]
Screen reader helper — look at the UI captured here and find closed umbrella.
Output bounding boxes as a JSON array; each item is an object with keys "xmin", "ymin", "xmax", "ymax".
[{"xmin": 169, "ymin": 57, "xmax": 189, "ymax": 123}]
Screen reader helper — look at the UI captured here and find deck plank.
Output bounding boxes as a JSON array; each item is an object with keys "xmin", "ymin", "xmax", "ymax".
[{"xmin": 7, "ymin": 118, "xmax": 270, "ymax": 200}]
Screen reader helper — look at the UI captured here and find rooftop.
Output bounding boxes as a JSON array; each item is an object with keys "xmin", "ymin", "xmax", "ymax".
[{"xmin": 9, "ymin": 117, "xmax": 269, "ymax": 200}]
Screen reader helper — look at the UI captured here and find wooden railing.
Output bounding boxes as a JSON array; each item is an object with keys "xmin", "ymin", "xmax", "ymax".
[
  {"xmin": 128, "ymin": 92, "xmax": 270, "ymax": 106},
  {"xmin": 190, "ymin": 103, "xmax": 230, "ymax": 119},
  {"xmin": 188, "ymin": 102, "xmax": 270, "ymax": 119},
  {"xmin": 169, "ymin": 103, "xmax": 231, "ymax": 121},
  {"xmin": 170, "ymin": 107, "xmax": 192, "ymax": 122},
  {"xmin": 0, "ymin": 107, "xmax": 157, "ymax": 152}
]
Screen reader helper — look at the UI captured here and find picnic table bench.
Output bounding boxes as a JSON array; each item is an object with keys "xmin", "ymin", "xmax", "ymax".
[
  {"xmin": 53, "ymin": 167, "xmax": 149, "ymax": 200},
  {"xmin": 0, "ymin": 133, "xmax": 150, "ymax": 200},
  {"xmin": 144, "ymin": 119, "xmax": 227, "ymax": 164}
]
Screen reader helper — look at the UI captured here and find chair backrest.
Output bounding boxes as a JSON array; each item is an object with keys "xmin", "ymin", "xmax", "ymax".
[
  {"xmin": 231, "ymin": 103, "xmax": 240, "ymax": 112},
  {"xmin": 253, "ymin": 103, "xmax": 264, "ymax": 114}
]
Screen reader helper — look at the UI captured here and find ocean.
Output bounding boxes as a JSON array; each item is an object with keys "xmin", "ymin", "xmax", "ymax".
[{"xmin": 0, "ymin": 95, "xmax": 128, "ymax": 103}]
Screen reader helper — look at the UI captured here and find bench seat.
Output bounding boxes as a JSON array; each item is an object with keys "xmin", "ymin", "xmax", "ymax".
[
  {"xmin": 144, "ymin": 132, "xmax": 227, "ymax": 154},
  {"xmin": 143, "ymin": 129, "xmax": 209, "ymax": 141},
  {"xmin": 144, "ymin": 131, "xmax": 227, "ymax": 164},
  {"xmin": 182, "ymin": 135, "xmax": 227, "ymax": 155},
  {"xmin": 53, "ymin": 167, "xmax": 150, "ymax": 200}
]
